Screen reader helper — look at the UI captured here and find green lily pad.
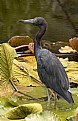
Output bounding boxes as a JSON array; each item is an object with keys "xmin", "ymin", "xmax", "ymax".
[
  {"xmin": 0, "ymin": 43, "xmax": 17, "ymax": 82},
  {"xmin": 0, "ymin": 96, "xmax": 18, "ymax": 107},
  {"xmin": 66, "ymin": 107, "xmax": 78, "ymax": 121},
  {"xmin": 25, "ymin": 111, "xmax": 61, "ymax": 121},
  {"xmin": 5, "ymin": 103, "xmax": 43, "ymax": 119}
]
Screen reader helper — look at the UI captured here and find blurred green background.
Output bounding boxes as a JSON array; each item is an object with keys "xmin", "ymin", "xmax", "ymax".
[{"xmin": 0, "ymin": 0, "xmax": 78, "ymax": 43}]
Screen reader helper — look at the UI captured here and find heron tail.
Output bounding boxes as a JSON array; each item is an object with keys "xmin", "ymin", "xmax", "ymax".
[
  {"xmin": 64, "ymin": 90, "xmax": 74, "ymax": 105},
  {"xmin": 55, "ymin": 89, "xmax": 74, "ymax": 105}
]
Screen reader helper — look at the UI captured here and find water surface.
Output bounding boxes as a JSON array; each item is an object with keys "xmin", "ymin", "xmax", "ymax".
[{"xmin": 0, "ymin": 0, "xmax": 78, "ymax": 43}]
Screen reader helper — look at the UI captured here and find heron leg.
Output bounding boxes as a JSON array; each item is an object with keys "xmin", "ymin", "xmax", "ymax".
[
  {"xmin": 54, "ymin": 93, "xmax": 57, "ymax": 109},
  {"xmin": 46, "ymin": 88, "xmax": 50, "ymax": 104},
  {"xmin": 48, "ymin": 89, "xmax": 57, "ymax": 108}
]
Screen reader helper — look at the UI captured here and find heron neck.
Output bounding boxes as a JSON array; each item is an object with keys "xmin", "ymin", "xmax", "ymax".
[{"xmin": 34, "ymin": 24, "xmax": 46, "ymax": 56}]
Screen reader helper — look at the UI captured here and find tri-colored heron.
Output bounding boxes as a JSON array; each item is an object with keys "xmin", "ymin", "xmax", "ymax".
[{"xmin": 18, "ymin": 17, "xmax": 74, "ymax": 106}]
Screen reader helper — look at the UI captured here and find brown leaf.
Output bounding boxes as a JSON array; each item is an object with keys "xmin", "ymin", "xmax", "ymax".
[{"xmin": 8, "ymin": 36, "xmax": 33, "ymax": 47}]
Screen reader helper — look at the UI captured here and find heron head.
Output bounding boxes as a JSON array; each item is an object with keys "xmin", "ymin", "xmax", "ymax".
[{"xmin": 18, "ymin": 17, "xmax": 47, "ymax": 27}]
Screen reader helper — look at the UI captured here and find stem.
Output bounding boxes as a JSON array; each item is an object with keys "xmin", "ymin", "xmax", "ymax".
[
  {"xmin": 54, "ymin": 93, "xmax": 57, "ymax": 109},
  {"xmin": 9, "ymin": 79, "xmax": 39, "ymax": 100},
  {"xmin": 13, "ymin": 62, "xmax": 43, "ymax": 86},
  {"xmin": 16, "ymin": 53, "xmax": 78, "ymax": 58}
]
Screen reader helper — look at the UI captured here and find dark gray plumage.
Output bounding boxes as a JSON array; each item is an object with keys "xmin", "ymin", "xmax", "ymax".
[{"xmin": 18, "ymin": 17, "xmax": 74, "ymax": 105}]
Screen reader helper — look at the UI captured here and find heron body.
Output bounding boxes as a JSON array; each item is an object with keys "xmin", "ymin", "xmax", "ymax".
[{"xmin": 18, "ymin": 17, "xmax": 74, "ymax": 105}]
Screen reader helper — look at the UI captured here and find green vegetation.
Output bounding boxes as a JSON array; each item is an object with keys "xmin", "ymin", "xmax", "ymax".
[{"xmin": 0, "ymin": 41, "xmax": 78, "ymax": 121}]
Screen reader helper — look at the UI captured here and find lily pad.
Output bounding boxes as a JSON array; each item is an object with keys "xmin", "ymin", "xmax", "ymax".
[
  {"xmin": 12, "ymin": 58, "xmax": 42, "ymax": 88},
  {"xmin": 8, "ymin": 36, "xmax": 33, "ymax": 47},
  {"xmin": 65, "ymin": 61, "xmax": 78, "ymax": 84},
  {"xmin": 0, "ymin": 43, "xmax": 17, "ymax": 82},
  {"xmin": 0, "ymin": 43, "xmax": 17, "ymax": 97},
  {"xmin": 66, "ymin": 107, "xmax": 78, "ymax": 121},
  {"xmin": 69, "ymin": 37, "xmax": 78, "ymax": 52},
  {"xmin": 5, "ymin": 103, "xmax": 43, "ymax": 119},
  {"xmin": 59, "ymin": 46, "xmax": 76, "ymax": 53},
  {"xmin": 0, "ymin": 96, "xmax": 18, "ymax": 107},
  {"xmin": 25, "ymin": 111, "xmax": 61, "ymax": 121}
]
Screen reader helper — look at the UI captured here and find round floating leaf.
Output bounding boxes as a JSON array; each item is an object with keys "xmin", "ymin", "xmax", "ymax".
[
  {"xmin": 25, "ymin": 111, "xmax": 61, "ymax": 121},
  {"xmin": 0, "ymin": 43, "xmax": 17, "ymax": 97},
  {"xmin": 5, "ymin": 103, "xmax": 42, "ymax": 119},
  {"xmin": 65, "ymin": 61, "xmax": 78, "ymax": 83},
  {"xmin": 0, "ymin": 43, "xmax": 17, "ymax": 82},
  {"xmin": 1, "ymin": 97, "xmax": 18, "ymax": 107},
  {"xmin": 59, "ymin": 58, "xmax": 68, "ymax": 68},
  {"xmin": 8, "ymin": 36, "xmax": 33, "ymax": 47},
  {"xmin": 69, "ymin": 37, "xmax": 78, "ymax": 52},
  {"xmin": 12, "ymin": 59, "xmax": 41, "ymax": 87},
  {"xmin": 66, "ymin": 116, "xmax": 75, "ymax": 121},
  {"xmin": 59, "ymin": 46, "xmax": 76, "ymax": 53}
]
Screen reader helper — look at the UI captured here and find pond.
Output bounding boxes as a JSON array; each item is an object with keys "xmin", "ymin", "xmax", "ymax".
[{"xmin": 0, "ymin": 0, "xmax": 78, "ymax": 43}]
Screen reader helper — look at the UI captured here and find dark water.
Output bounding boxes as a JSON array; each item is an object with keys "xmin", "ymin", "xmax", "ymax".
[{"xmin": 0, "ymin": 0, "xmax": 78, "ymax": 43}]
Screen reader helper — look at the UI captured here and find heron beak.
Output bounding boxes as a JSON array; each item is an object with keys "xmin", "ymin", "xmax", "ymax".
[{"xmin": 18, "ymin": 19, "xmax": 34, "ymax": 24}]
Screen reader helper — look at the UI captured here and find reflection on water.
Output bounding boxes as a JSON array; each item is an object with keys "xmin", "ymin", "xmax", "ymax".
[{"xmin": 0, "ymin": 0, "xmax": 78, "ymax": 43}]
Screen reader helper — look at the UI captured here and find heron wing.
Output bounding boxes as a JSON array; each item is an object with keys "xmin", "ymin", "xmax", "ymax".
[{"xmin": 37, "ymin": 49, "xmax": 69, "ymax": 91}]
